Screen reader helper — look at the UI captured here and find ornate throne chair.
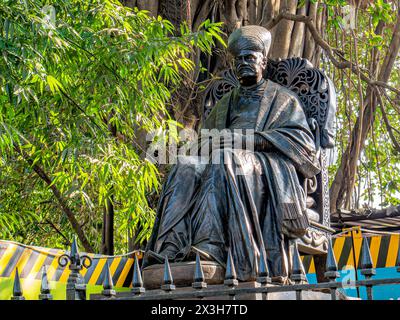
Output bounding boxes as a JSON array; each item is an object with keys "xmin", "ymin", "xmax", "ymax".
[{"xmin": 202, "ymin": 57, "xmax": 337, "ymax": 282}]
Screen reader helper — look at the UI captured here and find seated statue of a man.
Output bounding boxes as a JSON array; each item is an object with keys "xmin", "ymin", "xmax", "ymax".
[{"xmin": 143, "ymin": 25, "xmax": 320, "ymax": 283}]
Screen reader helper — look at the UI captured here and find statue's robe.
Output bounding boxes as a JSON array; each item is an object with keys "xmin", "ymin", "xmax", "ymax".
[{"xmin": 143, "ymin": 80, "xmax": 320, "ymax": 281}]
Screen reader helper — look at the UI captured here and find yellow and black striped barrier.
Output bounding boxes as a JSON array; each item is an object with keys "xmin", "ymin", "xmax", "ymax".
[
  {"xmin": 0, "ymin": 240, "xmax": 140, "ymax": 299},
  {"xmin": 302, "ymin": 228, "xmax": 400, "ymax": 274}
]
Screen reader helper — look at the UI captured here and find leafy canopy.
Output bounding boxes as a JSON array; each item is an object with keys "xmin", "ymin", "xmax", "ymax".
[{"xmin": 0, "ymin": 0, "xmax": 223, "ymax": 251}]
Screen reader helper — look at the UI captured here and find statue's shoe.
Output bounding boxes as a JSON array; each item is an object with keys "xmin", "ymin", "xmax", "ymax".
[
  {"xmin": 143, "ymin": 246, "xmax": 222, "ymax": 268},
  {"xmin": 142, "ymin": 250, "xmax": 166, "ymax": 266},
  {"xmin": 143, "ymin": 246, "xmax": 187, "ymax": 266},
  {"xmin": 186, "ymin": 246, "xmax": 215, "ymax": 262}
]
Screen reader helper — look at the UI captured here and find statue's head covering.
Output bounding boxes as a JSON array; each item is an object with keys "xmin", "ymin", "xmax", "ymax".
[{"xmin": 227, "ymin": 26, "xmax": 271, "ymax": 57}]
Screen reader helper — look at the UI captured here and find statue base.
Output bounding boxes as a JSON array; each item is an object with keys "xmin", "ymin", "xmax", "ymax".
[{"xmin": 142, "ymin": 261, "xmax": 225, "ymax": 290}]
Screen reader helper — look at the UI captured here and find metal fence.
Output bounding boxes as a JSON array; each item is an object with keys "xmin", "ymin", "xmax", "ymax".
[{"xmin": 9, "ymin": 236, "xmax": 400, "ymax": 300}]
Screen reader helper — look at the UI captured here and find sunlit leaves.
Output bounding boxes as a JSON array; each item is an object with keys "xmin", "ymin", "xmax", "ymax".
[
  {"xmin": 367, "ymin": 0, "xmax": 394, "ymax": 27},
  {"xmin": 46, "ymin": 75, "xmax": 63, "ymax": 94}
]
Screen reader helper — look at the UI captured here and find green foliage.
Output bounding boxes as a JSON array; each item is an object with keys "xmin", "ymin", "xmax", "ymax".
[
  {"xmin": 367, "ymin": 0, "xmax": 394, "ymax": 27},
  {"xmin": 0, "ymin": 0, "xmax": 223, "ymax": 252},
  {"xmin": 324, "ymin": 1, "xmax": 400, "ymax": 209}
]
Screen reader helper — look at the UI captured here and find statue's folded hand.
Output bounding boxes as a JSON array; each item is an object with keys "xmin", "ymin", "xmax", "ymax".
[
  {"xmin": 218, "ymin": 131, "xmax": 244, "ymax": 149},
  {"xmin": 217, "ymin": 131, "xmax": 271, "ymax": 152}
]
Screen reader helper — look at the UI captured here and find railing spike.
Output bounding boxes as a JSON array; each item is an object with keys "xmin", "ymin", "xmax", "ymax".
[
  {"xmin": 224, "ymin": 249, "xmax": 238, "ymax": 287},
  {"xmin": 225, "ymin": 249, "xmax": 236, "ymax": 280},
  {"xmin": 360, "ymin": 237, "xmax": 376, "ymax": 300},
  {"xmin": 161, "ymin": 256, "xmax": 175, "ymax": 291},
  {"xmin": 58, "ymin": 236, "xmax": 91, "ymax": 300},
  {"xmin": 103, "ymin": 261, "xmax": 113, "ymax": 290},
  {"xmin": 131, "ymin": 255, "xmax": 145, "ymax": 294},
  {"xmin": 290, "ymin": 243, "xmax": 306, "ymax": 300},
  {"xmin": 192, "ymin": 253, "xmax": 207, "ymax": 289},
  {"xmin": 163, "ymin": 256, "xmax": 173, "ymax": 284},
  {"xmin": 360, "ymin": 237, "xmax": 374, "ymax": 270},
  {"xmin": 325, "ymin": 239, "xmax": 338, "ymax": 272},
  {"xmin": 256, "ymin": 248, "xmax": 271, "ymax": 285},
  {"xmin": 324, "ymin": 239, "xmax": 339, "ymax": 300},
  {"xmin": 40, "ymin": 266, "xmax": 50, "ymax": 293},
  {"xmin": 11, "ymin": 268, "xmax": 25, "ymax": 300},
  {"xmin": 133, "ymin": 255, "xmax": 143, "ymax": 287},
  {"xmin": 70, "ymin": 236, "xmax": 80, "ymax": 266},
  {"xmin": 39, "ymin": 266, "xmax": 53, "ymax": 300},
  {"xmin": 194, "ymin": 253, "xmax": 205, "ymax": 282},
  {"xmin": 290, "ymin": 243, "xmax": 307, "ymax": 284},
  {"xmin": 102, "ymin": 261, "xmax": 116, "ymax": 297}
]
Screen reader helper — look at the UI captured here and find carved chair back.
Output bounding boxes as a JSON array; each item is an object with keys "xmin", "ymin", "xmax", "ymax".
[{"xmin": 202, "ymin": 57, "xmax": 337, "ymax": 255}]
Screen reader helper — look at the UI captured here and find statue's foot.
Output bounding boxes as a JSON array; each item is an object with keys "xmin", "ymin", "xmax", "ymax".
[
  {"xmin": 186, "ymin": 246, "xmax": 215, "ymax": 262},
  {"xmin": 144, "ymin": 246, "xmax": 219, "ymax": 268},
  {"xmin": 143, "ymin": 245, "xmax": 184, "ymax": 267},
  {"xmin": 142, "ymin": 250, "xmax": 166, "ymax": 266}
]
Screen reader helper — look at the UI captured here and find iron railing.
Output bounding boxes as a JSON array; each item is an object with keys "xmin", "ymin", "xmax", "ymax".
[
  {"xmin": 91, "ymin": 236, "xmax": 400, "ymax": 301},
  {"xmin": 9, "ymin": 236, "xmax": 400, "ymax": 300}
]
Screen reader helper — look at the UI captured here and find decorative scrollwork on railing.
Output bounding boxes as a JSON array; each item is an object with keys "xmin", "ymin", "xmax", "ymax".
[
  {"xmin": 58, "ymin": 254, "xmax": 71, "ymax": 268},
  {"xmin": 81, "ymin": 255, "xmax": 92, "ymax": 268},
  {"xmin": 58, "ymin": 252, "xmax": 92, "ymax": 269},
  {"xmin": 58, "ymin": 238, "xmax": 92, "ymax": 271}
]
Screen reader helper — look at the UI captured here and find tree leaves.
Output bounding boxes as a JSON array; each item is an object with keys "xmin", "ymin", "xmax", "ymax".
[
  {"xmin": 46, "ymin": 75, "xmax": 63, "ymax": 94},
  {"xmin": 0, "ymin": 0, "xmax": 222, "ymax": 252}
]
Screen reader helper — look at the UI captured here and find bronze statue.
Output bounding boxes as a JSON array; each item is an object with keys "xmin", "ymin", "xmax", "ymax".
[{"xmin": 143, "ymin": 25, "xmax": 320, "ymax": 283}]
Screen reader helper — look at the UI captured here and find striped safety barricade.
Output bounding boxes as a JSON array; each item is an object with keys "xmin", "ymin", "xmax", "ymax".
[{"xmin": 0, "ymin": 240, "xmax": 140, "ymax": 300}]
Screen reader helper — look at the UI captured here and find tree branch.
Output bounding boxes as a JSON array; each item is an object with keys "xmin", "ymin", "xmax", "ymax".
[
  {"xmin": 375, "ymin": 87, "xmax": 400, "ymax": 153},
  {"xmin": 13, "ymin": 143, "xmax": 94, "ymax": 253},
  {"xmin": 329, "ymin": 11, "xmax": 400, "ymax": 212},
  {"xmin": 44, "ymin": 219, "xmax": 71, "ymax": 245},
  {"xmin": 265, "ymin": 11, "xmax": 400, "ymax": 96}
]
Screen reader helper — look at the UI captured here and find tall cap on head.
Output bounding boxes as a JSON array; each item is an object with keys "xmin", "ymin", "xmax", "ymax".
[{"xmin": 227, "ymin": 25, "xmax": 271, "ymax": 57}]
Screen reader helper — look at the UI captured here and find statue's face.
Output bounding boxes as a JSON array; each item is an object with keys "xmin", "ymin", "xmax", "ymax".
[{"xmin": 233, "ymin": 49, "xmax": 267, "ymax": 86}]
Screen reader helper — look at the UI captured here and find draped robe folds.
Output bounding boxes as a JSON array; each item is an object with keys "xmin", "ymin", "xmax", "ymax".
[{"xmin": 143, "ymin": 80, "xmax": 320, "ymax": 281}]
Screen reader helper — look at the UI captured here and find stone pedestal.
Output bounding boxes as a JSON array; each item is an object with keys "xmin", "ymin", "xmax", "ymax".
[{"xmin": 143, "ymin": 261, "xmax": 225, "ymax": 290}]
